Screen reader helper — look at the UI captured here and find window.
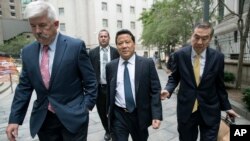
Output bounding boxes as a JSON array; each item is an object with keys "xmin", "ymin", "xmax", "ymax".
[
  {"xmin": 22, "ymin": 0, "xmax": 32, "ymax": 4},
  {"xmin": 130, "ymin": 6, "xmax": 135, "ymax": 14},
  {"xmin": 102, "ymin": 2, "xmax": 107, "ymax": 11},
  {"xmin": 0, "ymin": 11, "xmax": 2, "ymax": 16},
  {"xmin": 117, "ymin": 20, "xmax": 122, "ymax": 28},
  {"xmin": 59, "ymin": 8, "xmax": 64, "ymax": 16},
  {"xmin": 102, "ymin": 19, "xmax": 108, "ymax": 27},
  {"xmin": 142, "ymin": 8, "xmax": 146, "ymax": 12},
  {"xmin": 60, "ymin": 23, "xmax": 66, "ymax": 31},
  {"xmin": 11, "ymin": 12, "xmax": 16, "ymax": 17},
  {"xmin": 10, "ymin": 5, "xmax": 15, "ymax": 10},
  {"xmin": 117, "ymin": 4, "xmax": 122, "ymax": 13},
  {"xmin": 130, "ymin": 22, "xmax": 135, "ymax": 29},
  {"xmin": 9, "ymin": 0, "xmax": 14, "ymax": 3}
]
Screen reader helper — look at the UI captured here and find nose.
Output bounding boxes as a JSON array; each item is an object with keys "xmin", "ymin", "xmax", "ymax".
[
  {"xmin": 121, "ymin": 42, "xmax": 129, "ymax": 47},
  {"xmin": 32, "ymin": 25, "xmax": 42, "ymax": 34},
  {"xmin": 197, "ymin": 38, "xmax": 203, "ymax": 44}
]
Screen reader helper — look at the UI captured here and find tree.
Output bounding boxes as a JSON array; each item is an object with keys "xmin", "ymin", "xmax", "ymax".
[
  {"xmin": 212, "ymin": 0, "xmax": 250, "ymax": 88},
  {"xmin": 139, "ymin": 0, "xmax": 203, "ymax": 68}
]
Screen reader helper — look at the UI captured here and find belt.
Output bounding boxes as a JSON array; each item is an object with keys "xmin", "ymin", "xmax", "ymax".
[
  {"xmin": 99, "ymin": 84, "xmax": 107, "ymax": 88},
  {"xmin": 115, "ymin": 105, "xmax": 130, "ymax": 113}
]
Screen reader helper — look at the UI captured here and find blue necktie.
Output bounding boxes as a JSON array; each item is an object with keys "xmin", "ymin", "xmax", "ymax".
[{"xmin": 124, "ymin": 61, "xmax": 135, "ymax": 112}]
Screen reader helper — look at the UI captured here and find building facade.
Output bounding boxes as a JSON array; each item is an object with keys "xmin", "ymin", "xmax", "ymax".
[
  {"xmin": 42, "ymin": 0, "xmax": 156, "ymax": 56},
  {"xmin": 211, "ymin": 0, "xmax": 250, "ymax": 61},
  {"xmin": 0, "ymin": 0, "xmax": 22, "ymax": 19}
]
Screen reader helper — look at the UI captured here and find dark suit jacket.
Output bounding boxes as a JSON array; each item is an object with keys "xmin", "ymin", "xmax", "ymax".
[
  {"xmin": 89, "ymin": 46, "xmax": 119, "ymax": 82},
  {"xmin": 8, "ymin": 33, "xmax": 97, "ymax": 137},
  {"xmin": 106, "ymin": 55, "xmax": 162, "ymax": 130},
  {"xmin": 165, "ymin": 45, "xmax": 232, "ymax": 126}
]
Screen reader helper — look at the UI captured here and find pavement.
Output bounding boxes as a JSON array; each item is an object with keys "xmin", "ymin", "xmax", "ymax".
[{"xmin": 0, "ymin": 68, "xmax": 250, "ymax": 141}]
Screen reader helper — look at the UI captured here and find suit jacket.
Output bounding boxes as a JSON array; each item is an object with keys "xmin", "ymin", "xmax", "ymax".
[
  {"xmin": 8, "ymin": 33, "xmax": 97, "ymax": 137},
  {"xmin": 106, "ymin": 55, "xmax": 162, "ymax": 130},
  {"xmin": 89, "ymin": 46, "xmax": 119, "ymax": 83},
  {"xmin": 165, "ymin": 45, "xmax": 232, "ymax": 126}
]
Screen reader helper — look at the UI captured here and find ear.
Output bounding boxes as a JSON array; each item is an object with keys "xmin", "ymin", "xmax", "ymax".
[{"xmin": 54, "ymin": 20, "xmax": 59, "ymax": 28}]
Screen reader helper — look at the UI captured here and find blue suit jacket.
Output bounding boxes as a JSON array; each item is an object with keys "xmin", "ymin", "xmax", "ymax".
[
  {"xmin": 8, "ymin": 33, "xmax": 97, "ymax": 137},
  {"xmin": 165, "ymin": 46, "xmax": 232, "ymax": 126},
  {"xmin": 106, "ymin": 55, "xmax": 162, "ymax": 130}
]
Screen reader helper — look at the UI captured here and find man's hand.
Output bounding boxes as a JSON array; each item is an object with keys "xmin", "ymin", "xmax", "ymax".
[
  {"xmin": 226, "ymin": 109, "xmax": 240, "ymax": 122},
  {"xmin": 161, "ymin": 90, "xmax": 170, "ymax": 100},
  {"xmin": 6, "ymin": 124, "xmax": 19, "ymax": 141},
  {"xmin": 152, "ymin": 119, "xmax": 161, "ymax": 129}
]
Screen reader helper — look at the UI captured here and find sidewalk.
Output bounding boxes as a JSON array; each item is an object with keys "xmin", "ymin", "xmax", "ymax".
[{"xmin": 0, "ymin": 68, "xmax": 249, "ymax": 141}]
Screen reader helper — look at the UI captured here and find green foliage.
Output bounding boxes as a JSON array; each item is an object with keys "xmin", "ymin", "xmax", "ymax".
[
  {"xmin": 139, "ymin": 0, "xmax": 203, "ymax": 53},
  {"xmin": 224, "ymin": 72, "xmax": 235, "ymax": 83},
  {"xmin": 0, "ymin": 33, "xmax": 34, "ymax": 58},
  {"xmin": 242, "ymin": 88, "xmax": 250, "ymax": 111}
]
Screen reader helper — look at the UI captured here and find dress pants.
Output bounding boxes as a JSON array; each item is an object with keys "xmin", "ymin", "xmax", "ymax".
[
  {"xmin": 177, "ymin": 109, "xmax": 220, "ymax": 141},
  {"xmin": 97, "ymin": 84, "xmax": 109, "ymax": 132},
  {"xmin": 38, "ymin": 111, "xmax": 88, "ymax": 141},
  {"xmin": 111, "ymin": 105, "xmax": 149, "ymax": 141}
]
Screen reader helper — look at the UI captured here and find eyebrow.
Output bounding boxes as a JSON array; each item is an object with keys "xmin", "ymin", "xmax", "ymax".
[{"xmin": 194, "ymin": 34, "xmax": 210, "ymax": 38}]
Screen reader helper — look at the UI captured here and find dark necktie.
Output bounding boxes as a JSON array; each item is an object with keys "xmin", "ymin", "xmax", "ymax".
[
  {"xmin": 40, "ymin": 45, "xmax": 55, "ymax": 113},
  {"xmin": 123, "ymin": 61, "xmax": 135, "ymax": 112}
]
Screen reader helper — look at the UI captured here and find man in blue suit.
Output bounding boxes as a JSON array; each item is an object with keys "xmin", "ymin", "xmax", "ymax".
[
  {"xmin": 161, "ymin": 22, "xmax": 239, "ymax": 141},
  {"xmin": 6, "ymin": 1, "xmax": 97, "ymax": 141},
  {"xmin": 106, "ymin": 29, "xmax": 162, "ymax": 141}
]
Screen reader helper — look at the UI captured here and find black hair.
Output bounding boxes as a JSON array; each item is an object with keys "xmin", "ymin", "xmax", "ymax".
[{"xmin": 115, "ymin": 29, "xmax": 135, "ymax": 45}]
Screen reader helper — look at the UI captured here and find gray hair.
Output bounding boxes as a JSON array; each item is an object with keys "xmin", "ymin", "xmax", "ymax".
[{"xmin": 24, "ymin": 1, "xmax": 58, "ymax": 21}]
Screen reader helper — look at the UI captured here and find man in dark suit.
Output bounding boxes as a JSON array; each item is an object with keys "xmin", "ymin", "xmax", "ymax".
[
  {"xmin": 161, "ymin": 22, "xmax": 239, "ymax": 141},
  {"xmin": 106, "ymin": 29, "xmax": 162, "ymax": 141},
  {"xmin": 6, "ymin": 1, "xmax": 97, "ymax": 141},
  {"xmin": 89, "ymin": 29, "xmax": 119, "ymax": 140}
]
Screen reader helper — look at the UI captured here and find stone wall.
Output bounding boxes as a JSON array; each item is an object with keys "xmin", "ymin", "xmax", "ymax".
[{"xmin": 225, "ymin": 59, "xmax": 250, "ymax": 87}]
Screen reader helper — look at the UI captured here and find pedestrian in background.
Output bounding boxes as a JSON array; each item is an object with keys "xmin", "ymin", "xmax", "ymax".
[
  {"xmin": 6, "ymin": 1, "xmax": 97, "ymax": 141},
  {"xmin": 89, "ymin": 29, "xmax": 119, "ymax": 140},
  {"xmin": 106, "ymin": 29, "xmax": 162, "ymax": 141},
  {"xmin": 161, "ymin": 21, "xmax": 239, "ymax": 141}
]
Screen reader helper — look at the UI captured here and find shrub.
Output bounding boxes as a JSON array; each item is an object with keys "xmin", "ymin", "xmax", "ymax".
[
  {"xmin": 224, "ymin": 72, "xmax": 235, "ymax": 83},
  {"xmin": 0, "ymin": 33, "xmax": 34, "ymax": 58},
  {"xmin": 242, "ymin": 88, "xmax": 250, "ymax": 111}
]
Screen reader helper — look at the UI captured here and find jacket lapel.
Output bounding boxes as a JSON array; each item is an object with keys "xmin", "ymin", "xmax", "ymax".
[
  {"xmin": 200, "ymin": 48, "xmax": 214, "ymax": 83},
  {"xmin": 50, "ymin": 33, "xmax": 67, "ymax": 88},
  {"xmin": 184, "ymin": 46, "xmax": 197, "ymax": 86},
  {"xmin": 111, "ymin": 59, "xmax": 119, "ymax": 103},
  {"xmin": 134, "ymin": 55, "xmax": 142, "ymax": 95},
  {"xmin": 33, "ymin": 42, "xmax": 45, "ymax": 87}
]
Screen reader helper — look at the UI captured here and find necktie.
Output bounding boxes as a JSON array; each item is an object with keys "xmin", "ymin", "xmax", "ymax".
[
  {"xmin": 40, "ymin": 45, "xmax": 50, "ymax": 89},
  {"xmin": 40, "ymin": 45, "xmax": 54, "ymax": 113},
  {"xmin": 102, "ymin": 48, "xmax": 108, "ymax": 80},
  {"xmin": 124, "ymin": 61, "xmax": 135, "ymax": 112},
  {"xmin": 192, "ymin": 55, "xmax": 200, "ymax": 113}
]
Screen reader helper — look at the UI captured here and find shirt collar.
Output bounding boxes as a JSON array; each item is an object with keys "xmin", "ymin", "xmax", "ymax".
[
  {"xmin": 120, "ymin": 53, "xmax": 136, "ymax": 65},
  {"xmin": 100, "ymin": 46, "xmax": 110, "ymax": 51},
  {"xmin": 191, "ymin": 48, "xmax": 206, "ymax": 59},
  {"xmin": 41, "ymin": 32, "xmax": 59, "ymax": 51}
]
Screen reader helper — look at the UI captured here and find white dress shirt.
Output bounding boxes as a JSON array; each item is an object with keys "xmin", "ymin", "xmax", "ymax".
[{"xmin": 115, "ymin": 54, "xmax": 136, "ymax": 108}]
